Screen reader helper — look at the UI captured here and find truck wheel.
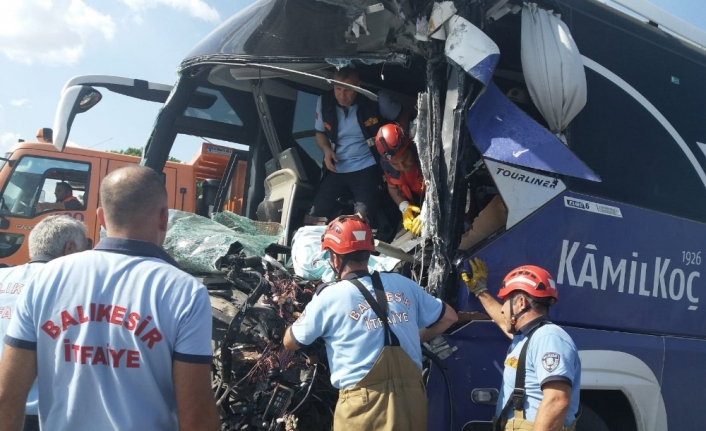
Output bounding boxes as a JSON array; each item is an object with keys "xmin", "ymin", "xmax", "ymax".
[{"xmin": 576, "ymin": 404, "xmax": 610, "ymax": 431}]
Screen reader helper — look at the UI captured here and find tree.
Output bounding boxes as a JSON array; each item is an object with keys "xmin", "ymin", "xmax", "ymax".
[{"xmin": 110, "ymin": 147, "xmax": 181, "ymax": 163}]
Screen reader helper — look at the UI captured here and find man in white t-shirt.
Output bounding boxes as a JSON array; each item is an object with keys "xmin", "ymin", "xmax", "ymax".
[
  {"xmin": 0, "ymin": 165, "xmax": 220, "ymax": 431},
  {"xmin": 0, "ymin": 215, "xmax": 87, "ymax": 431}
]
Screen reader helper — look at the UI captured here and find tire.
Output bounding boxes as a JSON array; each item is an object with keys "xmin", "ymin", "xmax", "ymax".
[{"xmin": 576, "ymin": 404, "xmax": 610, "ymax": 431}]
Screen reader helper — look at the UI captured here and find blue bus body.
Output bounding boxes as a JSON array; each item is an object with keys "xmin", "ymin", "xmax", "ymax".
[{"xmin": 120, "ymin": 0, "xmax": 706, "ymax": 429}]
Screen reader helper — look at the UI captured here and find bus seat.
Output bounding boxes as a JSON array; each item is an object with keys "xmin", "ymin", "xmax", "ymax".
[{"xmin": 257, "ymin": 168, "xmax": 314, "ymax": 246}]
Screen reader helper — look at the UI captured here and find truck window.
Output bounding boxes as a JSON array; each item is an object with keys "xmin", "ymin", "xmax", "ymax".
[{"xmin": 0, "ymin": 156, "xmax": 90, "ymax": 218}]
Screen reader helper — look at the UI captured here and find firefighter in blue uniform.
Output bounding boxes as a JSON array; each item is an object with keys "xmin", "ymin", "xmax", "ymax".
[
  {"xmin": 284, "ymin": 214, "xmax": 457, "ymax": 431},
  {"xmin": 0, "ymin": 166, "xmax": 220, "ymax": 431},
  {"xmin": 0, "ymin": 215, "xmax": 87, "ymax": 431},
  {"xmin": 463, "ymin": 259, "xmax": 581, "ymax": 431}
]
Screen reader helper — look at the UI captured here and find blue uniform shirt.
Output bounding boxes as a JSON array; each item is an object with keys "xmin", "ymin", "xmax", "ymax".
[
  {"xmin": 0, "ymin": 255, "xmax": 52, "ymax": 415},
  {"xmin": 314, "ymin": 91, "xmax": 402, "ymax": 173},
  {"xmin": 290, "ymin": 272, "xmax": 443, "ymax": 389},
  {"xmin": 496, "ymin": 318, "xmax": 582, "ymax": 426},
  {"xmin": 5, "ymin": 238, "xmax": 213, "ymax": 431}
]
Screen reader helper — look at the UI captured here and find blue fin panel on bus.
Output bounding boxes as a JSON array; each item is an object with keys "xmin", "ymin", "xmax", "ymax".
[{"xmin": 467, "ymin": 81, "xmax": 601, "ymax": 182}]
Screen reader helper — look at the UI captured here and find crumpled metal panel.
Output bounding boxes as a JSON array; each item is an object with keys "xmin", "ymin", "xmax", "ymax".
[
  {"xmin": 163, "ymin": 210, "xmax": 283, "ymax": 274},
  {"xmin": 444, "ymin": 15, "xmax": 499, "ymax": 86},
  {"xmin": 467, "ymin": 81, "xmax": 600, "ymax": 181},
  {"xmin": 416, "ymin": 55, "xmax": 446, "ymax": 296}
]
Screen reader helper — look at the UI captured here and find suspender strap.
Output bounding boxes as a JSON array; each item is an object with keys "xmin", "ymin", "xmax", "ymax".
[
  {"xmin": 348, "ymin": 272, "xmax": 401, "ymax": 347},
  {"xmin": 495, "ymin": 322, "xmax": 549, "ymax": 431}
]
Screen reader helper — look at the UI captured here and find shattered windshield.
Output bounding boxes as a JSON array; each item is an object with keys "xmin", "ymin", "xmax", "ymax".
[{"xmin": 183, "ymin": 0, "xmax": 419, "ymax": 63}]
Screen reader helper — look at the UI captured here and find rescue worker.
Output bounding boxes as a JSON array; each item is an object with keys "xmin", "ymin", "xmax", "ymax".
[
  {"xmin": 462, "ymin": 259, "xmax": 581, "ymax": 431},
  {"xmin": 35, "ymin": 182, "xmax": 82, "ymax": 212},
  {"xmin": 0, "ymin": 215, "xmax": 87, "ymax": 431},
  {"xmin": 375, "ymin": 124, "xmax": 425, "ymax": 234},
  {"xmin": 283, "ymin": 214, "xmax": 457, "ymax": 431},
  {"xmin": 305, "ymin": 66, "xmax": 408, "ymax": 230},
  {"xmin": 0, "ymin": 166, "xmax": 220, "ymax": 431},
  {"xmin": 374, "ymin": 124, "xmax": 507, "ymax": 245}
]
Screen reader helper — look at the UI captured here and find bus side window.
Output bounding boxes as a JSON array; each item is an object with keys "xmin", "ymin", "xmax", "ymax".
[{"xmin": 291, "ymin": 91, "xmax": 323, "ymax": 167}]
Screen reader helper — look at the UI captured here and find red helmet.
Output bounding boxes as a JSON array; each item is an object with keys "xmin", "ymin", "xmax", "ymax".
[
  {"xmin": 321, "ymin": 214, "xmax": 375, "ymax": 255},
  {"xmin": 375, "ymin": 124, "xmax": 410, "ymax": 162},
  {"xmin": 498, "ymin": 265, "xmax": 558, "ymax": 304}
]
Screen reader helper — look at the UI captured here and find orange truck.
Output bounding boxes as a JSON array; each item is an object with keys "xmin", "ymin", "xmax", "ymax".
[{"xmin": 0, "ymin": 139, "xmax": 247, "ymax": 266}]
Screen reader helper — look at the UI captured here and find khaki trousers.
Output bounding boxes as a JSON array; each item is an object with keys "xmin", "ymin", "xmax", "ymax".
[
  {"xmin": 493, "ymin": 416, "xmax": 577, "ymax": 431},
  {"xmin": 334, "ymin": 346, "xmax": 427, "ymax": 431}
]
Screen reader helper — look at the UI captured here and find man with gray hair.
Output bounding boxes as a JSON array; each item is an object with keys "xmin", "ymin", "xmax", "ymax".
[
  {"xmin": 0, "ymin": 165, "xmax": 220, "ymax": 431},
  {"xmin": 0, "ymin": 215, "xmax": 87, "ymax": 431}
]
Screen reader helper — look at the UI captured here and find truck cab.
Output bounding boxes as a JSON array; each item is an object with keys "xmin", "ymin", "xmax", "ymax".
[{"xmin": 0, "ymin": 140, "xmax": 243, "ymax": 266}]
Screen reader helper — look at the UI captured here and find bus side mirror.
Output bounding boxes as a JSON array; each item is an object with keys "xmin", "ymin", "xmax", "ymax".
[{"xmin": 53, "ymin": 85, "xmax": 103, "ymax": 152}]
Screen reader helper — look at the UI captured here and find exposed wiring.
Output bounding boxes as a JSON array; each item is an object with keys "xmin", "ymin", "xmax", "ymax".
[{"xmin": 288, "ymin": 363, "xmax": 318, "ymax": 414}]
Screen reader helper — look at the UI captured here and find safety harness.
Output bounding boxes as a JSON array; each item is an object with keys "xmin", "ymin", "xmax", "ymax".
[
  {"xmin": 507, "ymin": 293, "xmax": 547, "ymax": 334},
  {"xmin": 495, "ymin": 320, "xmax": 549, "ymax": 431},
  {"xmin": 347, "ymin": 271, "xmax": 400, "ymax": 346}
]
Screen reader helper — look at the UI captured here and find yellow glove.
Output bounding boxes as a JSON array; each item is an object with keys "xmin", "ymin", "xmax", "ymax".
[
  {"xmin": 409, "ymin": 215, "xmax": 423, "ymax": 235},
  {"xmin": 461, "ymin": 257, "xmax": 488, "ymax": 297},
  {"xmin": 401, "ymin": 203, "xmax": 421, "ymax": 233}
]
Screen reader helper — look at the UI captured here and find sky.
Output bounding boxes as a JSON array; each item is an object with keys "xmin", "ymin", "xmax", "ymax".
[{"xmin": 0, "ymin": 0, "xmax": 705, "ymax": 162}]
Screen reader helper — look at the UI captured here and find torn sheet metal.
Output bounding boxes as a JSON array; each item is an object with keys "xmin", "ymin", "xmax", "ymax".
[
  {"xmin": 350, "ymin": 3, "xmax": 408, "ymax": 52},
  {"xmin": 427, "ymin": 1, "xmax": 457, "ymax": 40},
  {"xmin": 415, "ymin": 16, "xmax": 430, "ymax": 41},
  {"xmin": 416, "ymin": 57, "xmax": 449, "ymax": 296},
  {"xmin": 414, "ymin": 91, "xmax": 437, "ymax": 292},
  {"xmin": 487, "ymin": 0, "xmax": 521, "ymax": 21},
  {"xmin": 521, "ymin": 3, "xmax": 587, "ymax": 136},
  {"xmin": 444, "ymin": 14, "xmax": 599, "ymax": 182},
  {"xmin": 349, "ymin": 13, "xmax": 369, "ymax": 38},
  {"xmin": 441, "ymin": 71, "xmax": 460, "ymax": 177},
  {"xmin": 467, "ymin": 81, "xmax": 600, "ymax": 182},
  {"xmin": 445, "ymin": 15, "xmax": 499, "ymax": 87}
]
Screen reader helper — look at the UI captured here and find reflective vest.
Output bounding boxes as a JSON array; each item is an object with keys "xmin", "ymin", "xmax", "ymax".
[
  {"xmin": 63, "ymin": 196, "xmax": 81, "ymax": 205},
  {"xmin": 381, "ymin": 159, "xmax": 425, "ymax": 204}
]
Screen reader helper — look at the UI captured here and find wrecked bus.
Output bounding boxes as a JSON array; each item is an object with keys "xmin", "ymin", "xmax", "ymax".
[{"xmin": 51, "ymin": 0, "xmax": 706, "ymax": 429}]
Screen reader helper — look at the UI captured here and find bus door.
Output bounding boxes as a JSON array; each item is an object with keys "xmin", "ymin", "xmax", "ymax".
[{"xmin": 0, "ymin": 150, "xmax": 100, "ymax": 265}]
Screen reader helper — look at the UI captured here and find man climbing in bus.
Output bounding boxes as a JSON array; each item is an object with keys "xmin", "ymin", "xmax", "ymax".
[
  {"xmin": 35, "ymin": 182, "xmax": 82, "ymax": 212},
  {"xmin": 305, "ymin": 66, "xmax": 408, "ymax": 231},
  {"xmin": 374, "ymin": 124, "xmax": 425, "ymax": 235},
  {"xmin": 462, "ymin": 259, "xmax": 581, "ymax": 431},
  {"xmin": 375, "ymin": 124, "xmax": 506, "ymax": 248}
]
